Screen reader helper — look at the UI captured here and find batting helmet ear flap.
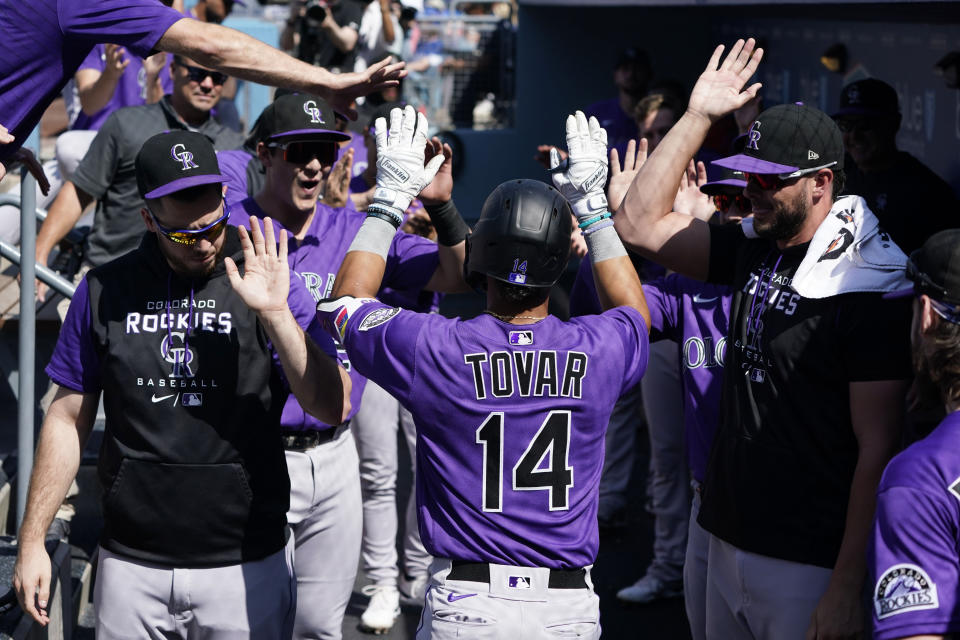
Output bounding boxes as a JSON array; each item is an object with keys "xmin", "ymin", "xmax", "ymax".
[{"xmin": 463, "ymin": 231, "xmax": 487, "ymax": 293}]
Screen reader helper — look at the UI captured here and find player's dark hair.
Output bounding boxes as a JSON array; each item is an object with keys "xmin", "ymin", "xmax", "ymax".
[
  {"xmin": 493, "ymin": 280, "xmax": 550, "ymax": 307},
  {"xmin": 915, "ymin": 317, "xmax": 960, "ymax": 408},
  {"xmin": 831, "ymin": 168, "xmax": 846, "ymax": 200}
]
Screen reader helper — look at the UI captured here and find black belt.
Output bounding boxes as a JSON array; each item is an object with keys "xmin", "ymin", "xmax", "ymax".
[
  {"xmin": 280, "ymin": 422, "xmax": 348, "ymax": 451},
  {"xmin": 448, "ymin": 561, "xmax": 587, "ymax": 589}
]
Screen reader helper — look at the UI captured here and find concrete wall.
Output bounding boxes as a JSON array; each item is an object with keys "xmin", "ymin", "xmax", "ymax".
[{"xmin": 451, "ymin": 2, "xmax": 960, "ymax": 216}]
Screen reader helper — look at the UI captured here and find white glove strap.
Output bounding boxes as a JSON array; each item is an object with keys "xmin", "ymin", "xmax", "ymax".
[{"xmin": 571, "ymin": 193, "xmax": 609, "ymax": 220}]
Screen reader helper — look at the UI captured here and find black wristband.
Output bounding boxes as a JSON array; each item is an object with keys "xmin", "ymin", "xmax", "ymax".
[
  {"xmin": 424, "ymin": 199, "xmax": 470, "ymax": 247},
  {"xmin": 366, "ymin": 207, "xmax": 402, "ymax": 229}
]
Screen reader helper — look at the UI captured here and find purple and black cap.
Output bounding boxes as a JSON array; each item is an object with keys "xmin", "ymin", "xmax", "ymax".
[
  {"xmin": 886, "ymin": 230, "xmax": 960, "ymax": 315},
  {"xmin": 700, "ymin": 165, "xmax": 747, "ymax": 196},
  {"xmin": 258, "ymin": 93, "xmax": 351, "ymax": 144},
  {"xmin": 832, "ymin": 78, "xmax": 899, "ymax": 119},
  {"xmin": 712, "ymin": 103, "xmax": 844, "ymax": 177},
  {"xmin": 136, "ymin": 130, "xmax": 223, "ymax": 200}
]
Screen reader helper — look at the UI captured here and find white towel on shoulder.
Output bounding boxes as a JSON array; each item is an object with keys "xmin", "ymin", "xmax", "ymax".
[{"xmin": 743, "ymin": 195, "xmax": 908, "ymax": 299}]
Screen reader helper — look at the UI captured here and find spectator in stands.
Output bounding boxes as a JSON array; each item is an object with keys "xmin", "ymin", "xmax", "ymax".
[
  {"xmin": 33, "ymin": 56, "xmax": 243, "ymax": 303},
  {"xmin": 283, "ymin": 0, "xmax": 365, "ymax": 74},
  {"xmin": 354, "ymin": 0, "xmax": 403, "ymax": 74},
  {"xmin": 834, "ymin": 77, "xmax": 960, "ymax": 253},
  {"xmin": 181, "ymin": 0, "xmax": 245, "ymax": 132}
]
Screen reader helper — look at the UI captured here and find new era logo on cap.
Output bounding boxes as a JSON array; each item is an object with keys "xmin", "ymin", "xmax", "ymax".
[{"xmin": 808, "ymin": 150, "xmax": 819, "ymax": 160}]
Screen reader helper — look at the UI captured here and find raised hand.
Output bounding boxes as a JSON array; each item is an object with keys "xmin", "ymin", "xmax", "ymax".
[
  {"xmin": 418, "ymin": 137, "xmax": 453, "ymax": 206},
  {"xmin": 321, "ymin": 147, "xmax": 354, "ymax": 208},
  {"xmin": 673, "ymin": 159, "xmax": 715, "ymax": 221},
  {"xmin": 322, "ymin": 57, "xmax": 407, "ymax": 121},
  {"xmin": 607, "ymin": 138, "xmax": 648, "ymax": 212},
  {"xmin": 687, "ymin": 38, "xmax": 763, "ymax": 124},
  {"xmin": 104, "ymin": 44, "xmax": 130, "ymax": 78},
  {"xmin": 372, "ymin": 106, "xmax": 445, "ymax": 221},
  {"xmin": 225, "ymin": 216, "xmax": 290, "ymax": 316},
  {"xmin": 550, "ymin": 111, "xmax": 608, "ymax": 221}
]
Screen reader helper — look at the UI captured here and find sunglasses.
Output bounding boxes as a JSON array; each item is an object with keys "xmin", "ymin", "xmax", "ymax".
[
  {"xmin": 150, "ymin": 207, "xmax": 230, "ymax": 246},
  {"xmin": 712, "ymin": 193, "xmax": 751, "ymax": 214},
  {"xmin": 268, "ymin": 141, "xmax": 339, "ymax": 166},
  {"xmin": 744, "ymin": 162, "xmax": 837, "ymax": 191},
  {"xmin": 180, "ymin": 63, "xmax": 228, "ymax": 86}
]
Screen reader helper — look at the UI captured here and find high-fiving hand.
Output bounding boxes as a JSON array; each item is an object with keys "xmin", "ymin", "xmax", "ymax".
[
  {"xmin": 550, "ymin": 111, "xmax": 609, "ymax": 222},
  {"xmin": 225, "ymin": 216, "xmax": 290, "ymax": 317},
  {"xmin": 687, "ymin": 38, "xmax": 764, "ymax": 124}
]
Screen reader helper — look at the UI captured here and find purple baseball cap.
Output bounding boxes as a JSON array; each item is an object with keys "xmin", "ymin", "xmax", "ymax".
[
  {"xmin": 259, "ymin": 94, "xmax": 350, "ymax": 144},
  {"xmin": 136, "ymin": 131, "xmax": 223, "ymax": 200},
  {"xmin": 700, "ymin": 165, "xmax": 747, "ymax": 196},
  {"xmin": 713, "ymin": 103, "xmax": 844, "ymax": 177}
]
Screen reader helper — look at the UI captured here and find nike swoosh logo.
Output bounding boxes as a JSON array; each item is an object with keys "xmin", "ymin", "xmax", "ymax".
[
  {"xmin": 447, "ymin": 593, "xmax": 477, "ymax": 603},
  {"xmin": 151, "ymin": 394, "xmax": 175, "ymax": 403},
  {"xmin": 692, "ymin": 294, "xmax": 718, "ymax": 304}
]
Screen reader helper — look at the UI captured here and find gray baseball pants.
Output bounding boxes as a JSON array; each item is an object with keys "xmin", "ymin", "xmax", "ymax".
[
  {"xmin": 416, "ymin": 559, "xmax": 600, "ymax": 640},
  {"xmin": 704, "ymin": 533, "xmax": 833, "ymax": 640},
  {"xmin": 640, "ymin": 340, "xmax": 689, "ymax": 584},
  {"xmin": 95, "ymin": 541, "xmax": 295, "ymax": 639},
  {"xmin": 285, "ymin": 427, "xmax": 363, "ymax": 639},
  {"xmin": 684, "ymin": 482, "xmax": 708, "ymax": 640},
  {"xmin": 353, "ymin": 381, "xmax": 431, "ymax": 586}
]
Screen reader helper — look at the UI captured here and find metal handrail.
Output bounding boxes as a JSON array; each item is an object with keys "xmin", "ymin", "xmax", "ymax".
[
  {"xmin": 0, "ymin": 194, "xmax": 88, "ymax": 246},
  {"xmin": 0, "ymin": 241, "xmax": 77, "ymax": 299}
]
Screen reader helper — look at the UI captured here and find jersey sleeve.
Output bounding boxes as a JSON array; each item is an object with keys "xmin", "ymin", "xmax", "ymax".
[
  {"xmin": 71, "ymin": 115, "xmax": 122, "ymax": 200},
  {"xmin": 869, "ymin": 484, "xmax": 960, "ymax": 640},
  {"xmin": 838, "ymin": 294, "xmax": 912, "ymax": 382},
  {"xmin": 316, "ymin": 296, "xmax": 428, "ymax": 405},
  {"xmin": 642, "ymin": 275, "xmax": 681, "ymax": 341},
  {"xmin": 707, "ymin": 223, "xmax": 747, "ymax": 285},
  {"xmin": 598, "ymin": 306, "xmax": 649, "ymax": 394},
  {"xmin": 287, "ymin": 273, "xmax": 337, "ymax": 360},
  {"xmin": 59, "ymin": 0, "xmax": 184, "ymax": 59},
  {"xmin": 45, "ymin": 277, "xmax": 101, "ymax": 393},
  {"xmin": 383, "ymin": 231, "xmax": 440, "ymax": 293}
]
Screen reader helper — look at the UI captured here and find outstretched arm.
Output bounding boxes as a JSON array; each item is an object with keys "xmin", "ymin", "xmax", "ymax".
[
  {"xmin": 226, "ymin": 217, "xmax": 351, "ymax": 424},
  {"xmin": 157, "ymin": 18, "xmax": 404, "ymax": 120},
  {"xmin": 614, "ymin": 38, "xmax": 762, "ymax": 280}
]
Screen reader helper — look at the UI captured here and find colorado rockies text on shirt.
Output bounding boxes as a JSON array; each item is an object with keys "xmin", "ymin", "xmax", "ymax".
[
  {"xmin": 125, "ymin": 298, "xmax": 232, "ymax": 334},
  {"xmin": 463, "ymin": 350, "xmax": 588, "ymax": 400}
]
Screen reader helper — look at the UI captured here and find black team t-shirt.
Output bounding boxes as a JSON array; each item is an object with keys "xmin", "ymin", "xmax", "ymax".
[{"xmin": 698, "ymin": 222, "xmax": 912, "ymax": 568}]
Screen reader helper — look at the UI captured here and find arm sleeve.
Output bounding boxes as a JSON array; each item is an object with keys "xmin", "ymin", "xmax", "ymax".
[
  {"xmin": 71, "ymin": 114, "xmax": 122, "ymax": 200},
  {"xmin": 316, "ymin": 297, "xmax": 427, "ymax": 406},
  {"xmin": 598, "ymin": 306, "xmax": 649, "ymax": 395},
  {"xmin": 707, "ymin": 223, "xmax": 746, "ymax": 286},
  {"xmin": 45, "ymin": 277, "xmax": 101, "ymax": 393},
  {"xmin": 568, "ymin": 258, "xmax": 602, "ymax": 317},
  {"xmin": 869, "ymin": 484, "xmax": 960, "ymax": 640},
  {"xmin": 59, "ymin": 0, "xmax": 183, "ymax": 59},
  {"xmin": 642, "ymin": 275, "xmax": 680, "ymax": 342},
  {"xmin": 839, "ymin": 294, "xmax": 912, "ymax": 382},
  {"xmin": 383, "ymin": 231, "xmax": 440, "ymax": 292}
]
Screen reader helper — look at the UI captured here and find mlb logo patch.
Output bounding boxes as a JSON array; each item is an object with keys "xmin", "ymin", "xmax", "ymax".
[
  {"xmin": 509, "ymin": 331, "xmax": 533, "ymax": 346},
  {"xmin": 749, "ymin": 368, "xmax": 765, "ymax": 383},
  {"xmin": 508, "ymin": 576, "xmax": 531, "ymax": 590},
  {"xmin": 508, "ymin": 273, "xmax": 527, "ymax": 284},
  {"xmin": 183, "ymin": 393, "xmax": 203, "ymax": 407}
]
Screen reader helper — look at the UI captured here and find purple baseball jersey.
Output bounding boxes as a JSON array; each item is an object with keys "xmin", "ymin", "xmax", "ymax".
[
  {"xmin": 0, "ymin": 0, "xmax": 182, "ymax": 161},
  {"xmin": 868, "ymin": 411, "xmax": 960, "ymax": 640},
  {"xmin": 585, "ymin": 97, "xmax": 637, "ymax": 161},
  {"xmin": 71, "ymin": 44, "xmax": 175, "ymax": 131},
  {"xmin": 317, "ymin": 297, "xmax": 649, "ymax": 568},
  {"xmin": 345, "ymin": 131, "xmax": 369, "ymax": 178},
  {"xmin": 229, "ymin": 197, "xmax": 440, "ymax": 427},
  {"xmin": 218, "ymin": 149, "xmax": 258, "ymax": 208}
]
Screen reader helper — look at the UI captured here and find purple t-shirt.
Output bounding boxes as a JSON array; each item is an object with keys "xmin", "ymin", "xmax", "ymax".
[
  {"xmin": 218, "ymin": 149, "xmax": 258, "ymax": 208},
  {"xmin": 229, "ymin": 197, "xmax": 440, "ymax": 428},
  {"xmin": 317, "ymin": 297, "xmax": 648, "ymax": 568},
  {"xmin": 0, "ymin": 0, "xmax": 182, "ymax": 161},
  {"xmin": 71, "ymin": 43, "xmax": 175, "ymax": 131},
  {"xmin": 46, "ymin": 258, "xmax": 333, "ymax": 396},
  {"xmin": 345, "ymin": 131, "xmax": 368, "ymax": 178},
  {"xmin": 585, "ymin": 97, "xmax": 637, "ymax": 161},
  {"xmin": 868, "ymin": 411, "xmax": 960, "ymax": 640}
]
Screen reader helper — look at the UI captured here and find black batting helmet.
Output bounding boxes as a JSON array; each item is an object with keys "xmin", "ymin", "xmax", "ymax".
[{"xmin": 465, "ymin": 179, "xmax": 573, "ymax": 289}]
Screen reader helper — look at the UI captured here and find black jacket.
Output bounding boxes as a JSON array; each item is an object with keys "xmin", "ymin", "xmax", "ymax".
[{"xmin": 86, "ymin": 227, "xmax": 290, "ymax": 567}]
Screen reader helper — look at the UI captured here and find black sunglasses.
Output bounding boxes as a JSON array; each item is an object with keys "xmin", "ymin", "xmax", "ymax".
[
  {"xmin": 268, "ymin": 141, "xmax": 339, "ymax": 166},
  {"xmin": 180, "ymin": 63, "xmax": 228, "ymax": 86}
]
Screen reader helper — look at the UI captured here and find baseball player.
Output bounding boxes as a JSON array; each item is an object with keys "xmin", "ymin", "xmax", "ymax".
[
  {"xmin": 12, "ymin": 130, "xmax": 350, "ymax": 638},
  {"xmin": 227, "ymin": 95, "xmax": 470, "ymax": 639},
  {"xmin": 306, "ymin": 106, "xmax": 651, "ymax": 638},
  {"xmin": 868, "ymin": 229, "xmax": 960, "ymax": 640}
]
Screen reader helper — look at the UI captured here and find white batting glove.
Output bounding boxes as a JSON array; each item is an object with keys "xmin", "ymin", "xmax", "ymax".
[
  {"xmin": 550, "ymin": 111, "xmax": 609, "ymax": 221},
  {"xmin": 372, "ymin": 105, "xmax": 444, "ymax": 225}
]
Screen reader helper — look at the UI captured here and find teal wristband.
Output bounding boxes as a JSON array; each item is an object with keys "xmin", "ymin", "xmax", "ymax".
[{"xmin": 578, "ymin": 212, "xmax": 612, "ymax": 229}]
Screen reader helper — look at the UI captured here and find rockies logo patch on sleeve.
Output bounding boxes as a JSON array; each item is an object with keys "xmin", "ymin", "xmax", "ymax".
[
  {"xmin": 359, "ymin": 307, "xmax": 401, "ymax": 331},
  {"xmin": 874, "ymin": 564, "xmax": 939, "ymax": 619}
]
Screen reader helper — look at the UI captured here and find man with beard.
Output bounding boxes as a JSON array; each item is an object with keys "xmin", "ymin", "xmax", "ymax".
[
  {"xmin": 614, "ymin": 39, "xmax": 913, "ymax": 639},
  {"xmin": 868, "ymin": 230, "xmax": 960, "ymax": 639},
  {"xmin": 13, "ymin": 130, "xmax": 351, "ymax": 637}
]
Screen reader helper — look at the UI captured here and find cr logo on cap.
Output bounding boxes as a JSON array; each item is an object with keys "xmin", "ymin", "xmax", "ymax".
[
  {"xmin": 171, "ymin": 143, "xmax": 199, "ymax": 171},
  {"xmin": 746, "ymin": 121, "xmax": 761, "ymax": 151},
  {"xmin": 304, "ymin": 100, "xmax": 324, "ymax": 124}
]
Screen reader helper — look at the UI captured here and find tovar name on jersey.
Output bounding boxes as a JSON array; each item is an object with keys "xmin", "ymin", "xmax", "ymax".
[
  {"xmin": 126, "ymin": 299, "xmax": 232, "ymax": 335},
  {"xmin": 464, "ymin": 350, "xmax": 588, "ymax": 400}
]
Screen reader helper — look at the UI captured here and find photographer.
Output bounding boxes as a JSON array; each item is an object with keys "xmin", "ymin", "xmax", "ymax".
[{"xmin": 283, "ymin": 0, "xmax": 364, "ymax": 73}]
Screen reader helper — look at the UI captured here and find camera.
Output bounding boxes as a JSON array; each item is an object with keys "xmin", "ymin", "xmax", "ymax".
[{"xmin": 304, "ymin": 0, "xmax": 328, "ymax": 21}]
